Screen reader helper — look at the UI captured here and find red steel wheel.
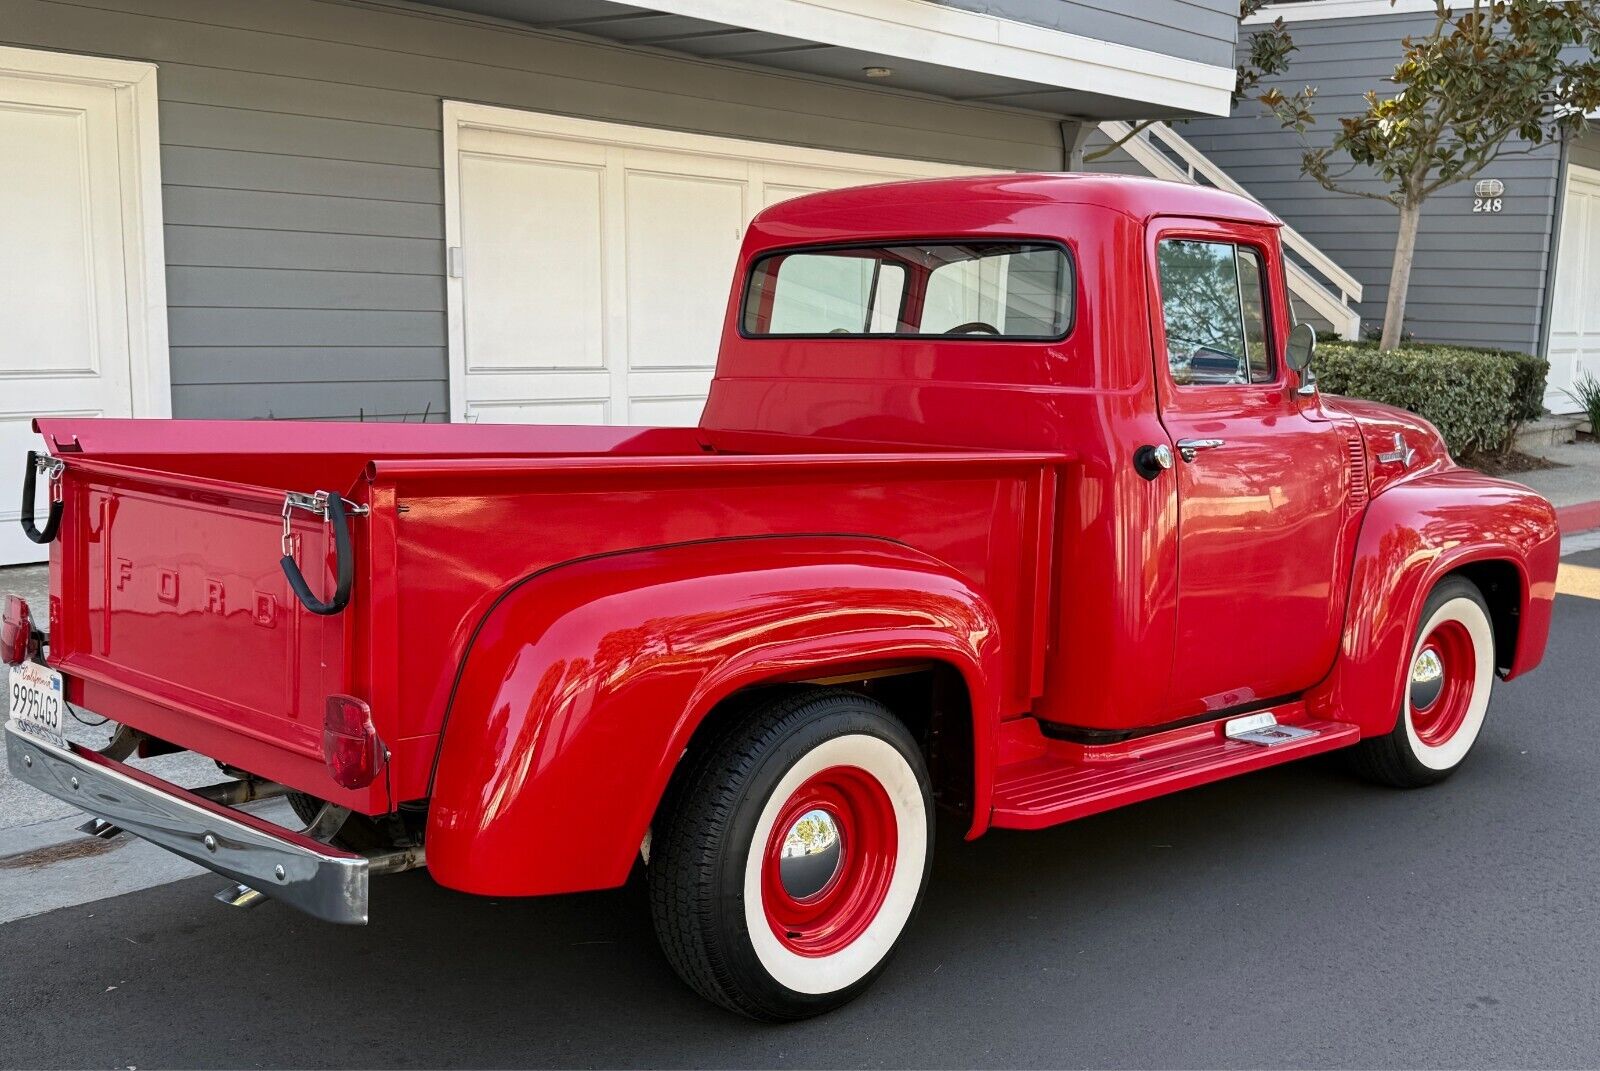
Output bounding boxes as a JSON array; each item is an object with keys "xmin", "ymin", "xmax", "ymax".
[
  {"xmin": 1407, "ymin": 618, "xmax": 1476, "ymax": 748},
  {"xmin": 759, "ymin": 765, "xmax": 899, "ymax": 958}
]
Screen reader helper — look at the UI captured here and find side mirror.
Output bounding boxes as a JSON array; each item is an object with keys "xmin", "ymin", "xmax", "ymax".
[{"xmin": 1285, "ymin": 321, "xmax": 1316, "ymax": 373}]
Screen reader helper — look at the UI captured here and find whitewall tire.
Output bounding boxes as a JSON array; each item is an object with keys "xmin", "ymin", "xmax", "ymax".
[
  {"xmin": 648, "ymin": 688, "xmax": 934, "ymax": 1020},
  {"xmin": 1354, "ymin": 576, "xmax": 1496, "ymax": 787}
]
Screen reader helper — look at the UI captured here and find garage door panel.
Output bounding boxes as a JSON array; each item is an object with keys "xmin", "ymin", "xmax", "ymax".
[
  {"xmin": 624, "ymin": 170, "xmax": 746, "ymax": 372},
  {"xmin": 467, "ymin": 368, "xmax": 610, "ymax": 403},
  {"xmin": 626, "ymin": 368, "xmax": 714, "ymax": 425},
  {"xmin": 1551, "ymin": 198, "xmax": 1582, "ymax": 333},
  {"xmin": 461, "ymin": 153, "xmax": 605, "ymax": 373},
  {"xmin": 1548, "ymin": 169, "xmax": 1600, "ymax": 410},
  {"xmin": 627, "ymin": 395, "xmax": 707, "ymax": 426},
  {"xmin": 1585, "ymin": 196, "xmax": 1600, "ymax": 335},
  {"xmin": 0, "ymin": 103, "xmax": 105, "ymax": 375},
  {"xmin": 467, "ymin": 399, "xmax": 609, "ymax": 425}
]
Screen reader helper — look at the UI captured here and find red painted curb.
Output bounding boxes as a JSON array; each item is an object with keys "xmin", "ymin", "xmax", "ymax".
[{"xmin": 1557, "ymin": 499, "xmax": 1600, "ymax": 536}]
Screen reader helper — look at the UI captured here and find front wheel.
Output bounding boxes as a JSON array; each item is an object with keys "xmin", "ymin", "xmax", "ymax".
[
  {"xmin": 648, "ymin": 688, "xmax": 933, "ymax": 1020},
  {"xmin": 1352, "ymin": 575, "xmax": 1496, "ymax": 787}
]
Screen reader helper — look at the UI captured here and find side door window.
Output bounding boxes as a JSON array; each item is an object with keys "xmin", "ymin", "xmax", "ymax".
[{"xmin": 1156, "ymin": 239, "xmax": 1273, "ymax": 386}]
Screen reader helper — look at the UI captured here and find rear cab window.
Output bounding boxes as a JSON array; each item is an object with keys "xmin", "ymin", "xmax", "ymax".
[{"xmin": 742, "ymin": 242, "xmax": 1074, "ymax": 339}]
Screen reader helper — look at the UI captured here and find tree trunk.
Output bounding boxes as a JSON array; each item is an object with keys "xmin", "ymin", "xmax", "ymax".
[{"xmin": 1380, "ymin": 199, "xmax": 1422, "ymax": 351}]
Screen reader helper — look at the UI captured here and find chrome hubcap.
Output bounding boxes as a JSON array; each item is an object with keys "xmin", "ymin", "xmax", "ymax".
[
  {"xmin": 1410, "ymin": 646, "xmax": 1445, "ymax": 710},
  {"xmin": 777, "ymin": 808, "xmax": 843, "ymax": 900}
]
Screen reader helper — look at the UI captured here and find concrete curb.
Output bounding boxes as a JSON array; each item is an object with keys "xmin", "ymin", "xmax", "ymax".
[{"xmin": 1558, "ymin": 500, "xmax": 1600, "ymax": 536}]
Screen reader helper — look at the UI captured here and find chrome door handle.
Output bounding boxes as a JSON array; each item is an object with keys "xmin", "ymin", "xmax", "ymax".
[{"xmin": 1176, "ymin": 438, "xmax": 1225, "ymax": 462}]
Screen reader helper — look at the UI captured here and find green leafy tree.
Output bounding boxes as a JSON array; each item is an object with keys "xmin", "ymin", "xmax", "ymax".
[{"xmin": 1264, "ymin": 0, "xmax": 1600, "ymax": 350}]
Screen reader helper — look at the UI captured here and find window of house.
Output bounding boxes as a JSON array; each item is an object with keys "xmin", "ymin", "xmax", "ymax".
[
  {"xmin": 743, "ymin": 242, "xmax": 1072, "ymax": 339},
  {"xmin": 1156, "ymin": 239, "xmax": 1274, "ymax": 385}
]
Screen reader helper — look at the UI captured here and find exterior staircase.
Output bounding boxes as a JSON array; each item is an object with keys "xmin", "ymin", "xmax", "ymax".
[{"xmin": 1099, "ymin": 120, "xmax": 1363, "ymax": 340}]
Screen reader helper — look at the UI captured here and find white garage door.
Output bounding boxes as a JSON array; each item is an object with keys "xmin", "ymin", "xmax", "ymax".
[
  {"xmin": 1547, "ymin": 164, "xmax": 1600, "ymax": 412},
  {"xmin": 442, "ymin": 105, "xmax": 984, "ymax": 426},
  {"xmin": 0, "ymin": 48, "xmax": 168, "ymax": 566}
]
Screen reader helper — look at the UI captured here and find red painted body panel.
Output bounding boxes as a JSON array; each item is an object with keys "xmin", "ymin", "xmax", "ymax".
[
  {"xmin": 990, "ymin": 702, "xmax": 1360, "ymax": 829},
  {"xmin": 12, "ymin": 174, "xmax": 1561, "ymax": 902},
  {"xmin": 38, "ymin": 423, "xmax": 1059, "ymax": 824},
  {"xmin": 426, "ymin": 537, "xmax": 1001, "ymax": 895},
  {"xmin": 44, "ymin": 455, "xmax": 378, "ymax": 810},
  {"xmin": 1143, "ymin": 217, "xmax": 1359, "ymax": 719},
  {"xmin": 1305, "ymin": 466, "xmax": 1559, "ymax": 736}
]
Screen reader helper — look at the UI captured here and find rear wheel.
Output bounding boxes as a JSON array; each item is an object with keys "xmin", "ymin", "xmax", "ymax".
[
  {"xmin": 648, "ymin": 688, "xmax": 933, "ymax": 1020},
  {"xmin": 1352, "ymin": 576, "xmax": 1496, "ymax": 787}
]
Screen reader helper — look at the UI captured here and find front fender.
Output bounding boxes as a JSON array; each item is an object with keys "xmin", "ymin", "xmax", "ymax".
[
  {"xmin": 1312, "ymin": 468, "xmax": 1558, "ymax": 736},
  {"xmin": 424, "ymin": 535, "xmax": 1002, "ymax": 896}
]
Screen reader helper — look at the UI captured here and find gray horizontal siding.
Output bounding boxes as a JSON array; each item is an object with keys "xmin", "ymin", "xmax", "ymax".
[
  {"xmin": 162, "ymin": 188, "xmax": 442, "ymax": 239},
  {"xmin": 167, "ymin": 309, "xmax": 446, "ymax": 348},
  {"xmin": 166, "ymin": 268, "xmax": 447, "ymax": 311},
  {"xmin": 172, "ymin": 382, "xmax": 448, "ymax": 422},
  {"xmin": 5, "ymin": 0, "xmax": 1066, "ymax": 421},
  {"xmin": 170, "ymin": 347, "xmax": 445, "ymax": 383},
  {"xmin": 936, "ymin": 0, "xmax": 1239, "ymax": 67},
  {"xmin": 160, "ymin": 146, "xmax": 441, "ymax": 203},
  {"xmin": 1179, "ymin": 9, "xmax": 1564, "ymax": 352},
  {"xmin": 165, "ymin": 228, "xmax": 443, "ymax": 275}
]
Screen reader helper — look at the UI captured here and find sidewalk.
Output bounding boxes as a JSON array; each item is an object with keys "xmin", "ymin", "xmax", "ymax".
[{"xmin": 1509, "ymin": 439, "xmax": 1600, "ymax": 533}]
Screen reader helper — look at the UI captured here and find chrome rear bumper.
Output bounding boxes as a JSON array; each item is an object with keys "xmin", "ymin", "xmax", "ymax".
[{"xmin": 5, "ymin": 720, "xmax": 372, "ymax": 924}]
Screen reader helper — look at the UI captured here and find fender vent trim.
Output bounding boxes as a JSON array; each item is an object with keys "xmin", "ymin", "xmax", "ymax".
[{"xmin": 1347, "ymin": 437, "xmax": 1369, "ymax": 511}]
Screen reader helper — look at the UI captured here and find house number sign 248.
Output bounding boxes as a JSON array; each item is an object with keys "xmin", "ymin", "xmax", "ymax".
[{"xmin": 1473, "ymin": 178, "xmax": 1505, "ymax": 213}]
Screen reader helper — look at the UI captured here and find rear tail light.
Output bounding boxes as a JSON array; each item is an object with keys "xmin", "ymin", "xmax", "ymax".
[
  {"xmin": 2, "ymin": 595, "xmax": 35, "ymax": 666},
  {"xmin": 322, "ymin": 694, "xmax": 385, "ymax": 790}
]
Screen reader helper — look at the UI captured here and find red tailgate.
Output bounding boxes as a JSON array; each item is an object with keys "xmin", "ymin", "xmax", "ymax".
[{"xmin": 45, "ymin": 457, "xmax": 382, "ymax": 809}]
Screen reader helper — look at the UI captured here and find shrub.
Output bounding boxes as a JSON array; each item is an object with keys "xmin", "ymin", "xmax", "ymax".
[
  {"xmin": 1563, "ymin": 371, "xmax": 1600, "ymax": 435},
  {"xmin": 1313, "ymin": 340, "xmax": 1526, "ymax": 458},
  {"xmin": 1503, "ymin": 349, "xmax": 1551, "ymax": 424}
]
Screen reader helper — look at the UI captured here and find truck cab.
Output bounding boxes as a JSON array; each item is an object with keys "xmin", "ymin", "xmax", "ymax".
[
  {"xmin": 706, "ymin": 174, "xmax": 1544, "ymax": 737},
  {"xmin": 5, "ymin": 174, "xmax": 1559, "ymax": 1021}
]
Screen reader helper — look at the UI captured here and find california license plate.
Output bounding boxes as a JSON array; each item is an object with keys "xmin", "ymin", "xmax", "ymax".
[{"xmin": 9, "ymin": 661, "xmax": 66, "ymax": 749}]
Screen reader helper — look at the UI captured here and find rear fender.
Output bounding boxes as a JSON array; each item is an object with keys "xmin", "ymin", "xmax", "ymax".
[
  {"xmin": 424, "ymin": 535, "xmax": 1002, "ymax": 896},
  {"xmin": 1311, "ymin": 469, "xmax": 1558, "ymax": 736}
]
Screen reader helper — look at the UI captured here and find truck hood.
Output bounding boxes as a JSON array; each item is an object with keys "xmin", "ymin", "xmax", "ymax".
[{"xmin": 1321, "ymin": 394, "xmax": 1453, "ymax": 497}]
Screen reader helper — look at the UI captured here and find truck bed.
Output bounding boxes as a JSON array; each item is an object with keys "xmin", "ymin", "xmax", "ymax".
[{"xmin": 32, "ymin": 418, "xmax": 1067, "ymax": 813}]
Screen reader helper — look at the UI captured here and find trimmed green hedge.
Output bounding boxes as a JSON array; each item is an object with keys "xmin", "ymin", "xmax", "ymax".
[
  {"xmin": 1503, "ymin": 349, "xmax": 1551, "ymax": 424},
  {"xmin": 1313, "ymin": 341, "xmax": 1548, "ymax": 458}
]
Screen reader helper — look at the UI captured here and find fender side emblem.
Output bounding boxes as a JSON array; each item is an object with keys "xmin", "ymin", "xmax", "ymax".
[{"xmin": 1376, "ymin": 432, "xmax": 1415, "ymax": 467}]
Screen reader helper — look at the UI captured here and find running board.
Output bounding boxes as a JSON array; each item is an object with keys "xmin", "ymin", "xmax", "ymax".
[{"xmin": 990, "ymin": 710, "xmax": 1359, "ymax": 830}]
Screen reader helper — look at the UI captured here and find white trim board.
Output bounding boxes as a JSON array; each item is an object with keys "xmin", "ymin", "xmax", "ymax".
[
  {"xmin": 1245, "ymin": 0, "xmax": 1438, "ymax": 23},
  {"xmin": 634, "ymin": 0, "xmax": 1236, "ymax": 116},
  {"xmin": 443, "ymin": 102, "xmax": 997, "ymax": 174},
  {"xmin": 0, "ymin": 45, "xmax": 170, "ymax": 418}
]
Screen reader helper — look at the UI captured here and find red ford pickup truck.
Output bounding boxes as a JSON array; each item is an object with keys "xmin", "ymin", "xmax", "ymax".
[{"xmin": 5, "ymin": 174, "xmax": 1559, "ymax": 1020}]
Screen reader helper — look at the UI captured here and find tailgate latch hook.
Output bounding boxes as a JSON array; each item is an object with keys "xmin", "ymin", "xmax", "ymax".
[
  {"xmin": 280, "ymin": 491, "xmax": 368, "ymax": 557},
  {"xmin": 279, "ymin": 491, "xmax": 369, "ymax": 616},
  {"xmin": 20, "ymin": 451, "xmax": 65, "ymax": 545}
]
